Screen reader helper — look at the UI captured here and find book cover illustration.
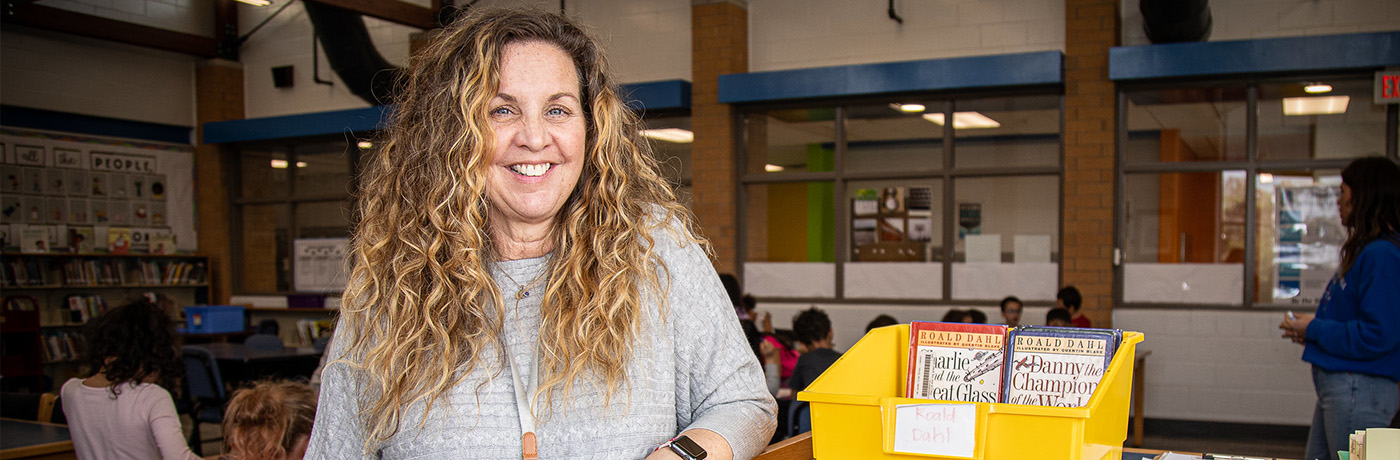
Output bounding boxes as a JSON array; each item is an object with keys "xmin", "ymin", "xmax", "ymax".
[
  {"xmin": 906, "ymin": 321, "xmax": 1007, "ymax": 403},
  {"xmin": 68, "ymin": 227, "xmax": 95, "ymax": 253},
  {"xmin": 1002, "ymin": 327, "xmax": 1119, "ymax": 407},
  {"xmin": 20, "ymin": 226, "xmax": 49, "ymax": 253},
  {"xmin": 107, "ymin": 227, "xmax": 132, "ymax": 254},
  {"xmin": 149, "ymin": 230, "xmax": 177, "ymax": 255}
]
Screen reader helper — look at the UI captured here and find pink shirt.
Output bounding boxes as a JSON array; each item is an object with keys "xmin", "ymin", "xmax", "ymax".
[{"xmin": 60, "ymin": 378, "xmax": 200, "ymax": 460}]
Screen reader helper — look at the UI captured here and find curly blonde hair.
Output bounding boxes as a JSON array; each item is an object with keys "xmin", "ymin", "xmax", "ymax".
[
  {"xmin": 222, "ymin": 380, "xmax": 317, "ymax": 460},
  {"xmin": 338, "ymin": 7, "xmax": 702, "ymax": 450}
]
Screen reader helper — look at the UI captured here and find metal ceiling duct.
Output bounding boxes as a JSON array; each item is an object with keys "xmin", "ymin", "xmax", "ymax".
[{"xmin": 302, "ymin": 1, "xmax": 402, "ymax": 105}]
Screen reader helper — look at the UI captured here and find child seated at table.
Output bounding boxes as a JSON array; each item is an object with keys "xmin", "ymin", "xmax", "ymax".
[
  {"xmin": 222, "ymin": 379, "xmax": 317, "ymax": 460},
  {"xmin": 61, "ymin": 297, "xmax": 200, "ymax": 460}
]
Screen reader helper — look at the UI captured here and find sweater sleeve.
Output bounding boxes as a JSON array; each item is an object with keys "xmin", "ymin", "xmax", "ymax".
[
  {"xmin": 659, "ymin": 220, "xmax": 778, "ymax": 459},
  {"xmin": 1307, "ymin": 242, "xmax": 1400, "ymax": 360},
  {"xmin": 305, "ymin": 323, "xmax": 377, "ymax": 460},
  {"xmin": 144, "ymin": 387, "xmax": 200, "ymax": 460}
]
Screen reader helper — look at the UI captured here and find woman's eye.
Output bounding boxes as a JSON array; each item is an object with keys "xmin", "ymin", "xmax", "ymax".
[
  {"xmin": 546, "ymin": 107, "xmax": 568, "ymax": 116},
  {"xmin": 491, "ymin": 107, "xmax": 514, "ymax": 116}
]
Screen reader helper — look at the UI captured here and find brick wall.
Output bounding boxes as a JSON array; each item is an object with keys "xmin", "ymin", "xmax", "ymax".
[
  {"xmin": 195, "ymin": 59, "xmax": 242, "ymax": 304},
  {"xmin": 690, "ymin": 0, "xmax": 747, "ymax": 273},
  {"xmin": 1062, "ymin": 0, "xmax": 1119, "ymax": 327}
]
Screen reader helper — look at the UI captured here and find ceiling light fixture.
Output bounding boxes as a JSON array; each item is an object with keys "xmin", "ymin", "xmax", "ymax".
[
  {"xmin": 889, "ymin": 103, "xmax": 926, "ymax": 113},
  {"xmin": 1283, "ymin": 96, "xmax": 1349, "ymax": 116},
  {"xmin": 357, "ymin": 141, "xmax": 374, "ymax": 149},
  {"xmin": 640, "ymin": 128, "xmax": 694, "ymax": 143},
  {"xmin": 765, "ymin": 164, "xmax": 785, "ymax": 172},
  {"xmin": 271, "ymin": 159, "xmax": 288, "ymax": 169},
  {"xmin": 1303, "ymin": 83, "xmax": 1333, "ymax": 94},
  {"xmin": 235, "ymin": 0, "xmax": 272, "ymax": 6},
  {"xmin": 922, "ymin": 112, "xmax": 1001, "ymax": 129}
]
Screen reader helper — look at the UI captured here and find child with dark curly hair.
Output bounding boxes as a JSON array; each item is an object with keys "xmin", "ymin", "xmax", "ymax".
[
  {"xmin": 60, "ymin": 297, "xmax": 199, "ymax": 460},
  {"xmin": 222, "ymin": 380, "xmax": 317, "ymax": 460}
]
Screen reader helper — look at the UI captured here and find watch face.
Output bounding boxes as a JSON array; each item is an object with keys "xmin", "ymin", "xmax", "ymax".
[{"xmin": 670, "ymin": 436, "xmax": 707, "ymax": 460}]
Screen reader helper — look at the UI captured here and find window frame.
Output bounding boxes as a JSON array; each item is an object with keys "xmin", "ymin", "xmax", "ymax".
[
  {"xmin": 1113, "ymin": 73, "xmax": 1400, "ymax": 310},
  {"xmin": 736, "ymin": 88, "xmax": 1066, "ymax": 304}
]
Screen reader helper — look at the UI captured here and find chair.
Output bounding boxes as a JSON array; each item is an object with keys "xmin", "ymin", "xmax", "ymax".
[
  {"xmin": 786, "ymin": 399, "xmax": 811, "ymax": 439},
  {"xmin": 182, "ymin": 346, "xmax": 227, "ymax": 456},
  {"xmin": 244, "ymin": 333, "xmax": 286, "ymax": 352}
]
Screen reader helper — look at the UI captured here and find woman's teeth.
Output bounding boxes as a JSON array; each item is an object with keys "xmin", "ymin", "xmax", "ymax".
[{"xmin": 511, "ymin": 163, "xmax": 550, "ymax": 177}]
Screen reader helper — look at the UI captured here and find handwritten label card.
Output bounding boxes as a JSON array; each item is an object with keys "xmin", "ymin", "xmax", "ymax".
[{"xmin": 892, "ymin": 403, "xmax": 976, "ymax": 458}]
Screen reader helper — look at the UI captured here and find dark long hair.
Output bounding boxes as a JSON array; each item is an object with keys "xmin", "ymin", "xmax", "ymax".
[
  {"xmin": 82, "ymin": 297, "xmax": 182, "ymax": 396},
  {"xmin": 1339, "ymin": 156, "xmax": 1400, "ymax": 277}
]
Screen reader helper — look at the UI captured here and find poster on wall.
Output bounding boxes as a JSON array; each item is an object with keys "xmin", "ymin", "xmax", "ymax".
[
  {"xmin": 53, "ymin": 148, "xmax": 85, "ymax": 169},
  {"xmin": 1274, "ymin": 185, "xmax": 1343, "ymax": 305},
  {"xmin": 958, "ymin": 203, "xmax": 982, "ymax": 239},
  {"xmin": 14, "ymin": 145, "xmax": 46, "ymax": 166},
  {"xmin": 295, "ymin": 238, "xmax": 350, "ymax": 293}
]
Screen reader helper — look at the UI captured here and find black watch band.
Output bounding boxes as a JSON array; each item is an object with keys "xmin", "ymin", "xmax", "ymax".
[{"xmin": 667, "ymin": 434, "xmax": 707, "ymax": 460}]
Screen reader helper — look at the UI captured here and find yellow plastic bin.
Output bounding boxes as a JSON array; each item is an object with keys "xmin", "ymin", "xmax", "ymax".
[{"xmin": 798, "ymin": 325, "xmax": 1144, "ymax": 460}]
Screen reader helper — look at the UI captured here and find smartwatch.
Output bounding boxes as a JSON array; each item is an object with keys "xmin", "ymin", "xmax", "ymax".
[{"xmin": 665, "ymin": 435, "xmax": 707, "ymax": 460}]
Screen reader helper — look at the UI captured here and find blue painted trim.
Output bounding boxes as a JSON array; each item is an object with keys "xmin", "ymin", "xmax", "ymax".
[
  {"xmin": 0, "ymin": 105, "xmax": 192, "ymax": 144},
  {"xmin": 718, "ymin": 51, "xmax": 1063, "ymax": 104},
  {"xmin": 621, "ymin": 80, "xmax": 691, "ymax": 113},
  {"xmin": 201, "ymin": 80, "xmax": 692, "ymax": 144},
  {"xmin": 1110, "ymin": 32, "xmax": 1400, "ymax": 81},
  {"xmin": 202, "ymin": 106, "xmax": 391, "ymax": 144}
]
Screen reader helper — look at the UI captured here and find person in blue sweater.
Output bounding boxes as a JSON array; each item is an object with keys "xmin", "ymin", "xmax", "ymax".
[{"xmin": 1280, "ymin": 156, "xmax": 1400, "ymax": 460}]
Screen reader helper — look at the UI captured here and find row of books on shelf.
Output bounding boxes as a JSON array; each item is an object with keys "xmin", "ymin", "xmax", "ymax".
[
  {"xmin": 42, "ymin": 330, "xmax": 87, "ymax": 363},
  {"xmin": 2, "ymin": 224, "xmax": 178, "ymax": 255},
  {"xmin": 65, "ymin": 294, "xmax": 109, "ymax": 323},
  {"xmin": 905, "ymin": 321, "xmax": 1124, "ymax": 407},
  {"xmin": 0, "ymin": 258, "xmax": 206, "ymax": 287}
]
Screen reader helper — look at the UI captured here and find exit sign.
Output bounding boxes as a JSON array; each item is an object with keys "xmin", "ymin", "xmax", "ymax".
[{"xmin": 1378, "ymin": 70, "xmax": 1400, "ymax": 104}]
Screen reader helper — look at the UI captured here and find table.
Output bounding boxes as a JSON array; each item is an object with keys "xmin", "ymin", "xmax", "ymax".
[
  {"xmin": 1133, "ymin": 350, "xmax": 1153, "ymax": 447},
  {"xmin": 194, "ymin": 343, "xmax": 323, "ymax": 385},
  {"xmin": 0, "ymin": 419, "xmax": 75, "ymax": 460}
]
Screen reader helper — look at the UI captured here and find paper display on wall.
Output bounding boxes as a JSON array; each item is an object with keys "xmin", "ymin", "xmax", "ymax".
[
  {"xmin": 1013, "ymin": 235, "xmax": 1051, "ymax": 263},
  {"xmin": 294, "ymin": 238, "xmax": 350, "ymax": 293},
  {"xmin": 965, "ymin": 234, "xmax": 1001, "ymax": 263}
]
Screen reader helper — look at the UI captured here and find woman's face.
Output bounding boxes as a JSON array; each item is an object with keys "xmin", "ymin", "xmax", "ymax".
[
  {"xmin": 485, "ymin": 40, "xmax": 586, "ymax": 231},
  {"xmin": 1338, "ymin": 182, "xmax": 1353, "ymax": 225}
]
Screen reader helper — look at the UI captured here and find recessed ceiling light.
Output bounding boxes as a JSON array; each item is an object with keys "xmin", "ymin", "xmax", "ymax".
[
  {"xmin": 1303, "ymin": 83, "xmax": 1333, "ymax": 94},
  {"xmin": 235, "ymin": 0, "xmax": 271, "ymax": 6},
  {"xmin": 1283, "ymin": 96, "xmax": 1349, "ymax": 116},
  {"xmin": 640, "ymin": 128, "xmax": 694, "ymax": 143},
  {"xmin": 356, "ymin": 141, "xmax": 374, "ymax": 149},
  {"xmin": 765, "ymin": 164, "xmax": 785, "ymax": 172},
  {"xmin": 922, "ymin": 112, "xmax": 1001, "ymax": 129},
  {"xmin": 271, "ymin": 159, "xmax": 288, "ymax": 169},
  {"xmin": 889, "ymin": 103, "xmax": 926, "ymax": 113}
]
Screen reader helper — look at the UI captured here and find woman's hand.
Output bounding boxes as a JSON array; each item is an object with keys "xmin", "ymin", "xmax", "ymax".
[
  {"xmin": 1279, "ymin": 313, "xmax": 1313, "ymax": 344},
  {"xmin": 761, "ymin": 311, "xmax": 773, "ymax": 334}
]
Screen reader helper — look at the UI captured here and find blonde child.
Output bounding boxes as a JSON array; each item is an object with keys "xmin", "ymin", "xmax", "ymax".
[{"xmin": 222, "ymin": 380, "xmax": 316, "ymax": 460}]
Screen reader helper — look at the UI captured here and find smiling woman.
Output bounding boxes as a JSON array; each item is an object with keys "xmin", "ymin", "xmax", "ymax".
[{"xmin": 305, "ymin": 7, "xmax": 776, "ymax": 460}]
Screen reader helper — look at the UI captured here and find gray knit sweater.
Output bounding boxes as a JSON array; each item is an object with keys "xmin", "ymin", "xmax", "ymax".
[{"xmin": 305, "ymin": 218, "xmax": 777, "ymax": 459}]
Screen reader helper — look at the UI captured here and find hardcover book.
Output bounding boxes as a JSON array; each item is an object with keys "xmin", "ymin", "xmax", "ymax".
[
  {"xmin": 1002, "ymin": 326, "xmax": 1120, "ymax": 407},
  {"xmin": 905, "ymin": 321, "xmax": 1007, "ymax": 403},
  {"xmin": 107, "ymin": 227, "xmax": 132, "ymax": 254}
]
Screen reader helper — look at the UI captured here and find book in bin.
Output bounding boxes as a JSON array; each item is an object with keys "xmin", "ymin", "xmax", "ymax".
[
  {"xmin": 906, "ymin": 321, "xmax": 1007, "ymax": 403},
  {"xmin": 1002, "ymin": 326, "xmax": 1121, "ymax": 407}
]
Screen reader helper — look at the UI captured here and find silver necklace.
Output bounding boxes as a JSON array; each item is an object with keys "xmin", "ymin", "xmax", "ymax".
[{"xmin": 498, "ymin": 258, "xmax": 551, "ymax": 300}]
